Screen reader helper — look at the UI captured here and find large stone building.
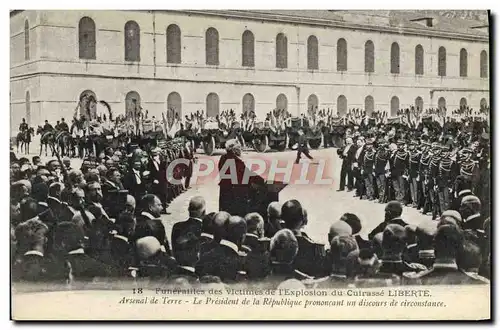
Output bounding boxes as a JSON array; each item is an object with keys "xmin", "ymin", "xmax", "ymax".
[{"xmin": 10, "ymin": 10, "xmax": 490, "ymax": 135}]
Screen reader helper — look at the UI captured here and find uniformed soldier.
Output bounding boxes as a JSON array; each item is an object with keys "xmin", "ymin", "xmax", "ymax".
[
  {"xmin": 362, "ymin": 139, "xmax": 375, "ymax": 200},
  {"xmin": 437, "ymin": 146, "xmax": 459, "ymax": 213},
  {"xmin": 19, "ymin": 118, "xmax": 29, "ymax": 133},
  {"xmin": 403, "ymin": 224, "xmax": 489, "ymax": 285},
  {"xmin": 428, "ymin": 143, "xmax": 442, "ymax": 219},
  {"xmin": 408, "ymin": 140, "xmax": 421, "ymax": 208},
  {"xmin": 374, "ymin": 139, "xmax": 389, "ymax": 203},
  {"xmin": 390, "ymin": 140, "xmax": 409, "ymax": 203}
]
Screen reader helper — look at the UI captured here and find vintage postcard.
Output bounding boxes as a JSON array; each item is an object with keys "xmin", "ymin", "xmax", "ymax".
[{"xmin": 9, "ymin": 9, "xmax": 491, "ymax": 321}]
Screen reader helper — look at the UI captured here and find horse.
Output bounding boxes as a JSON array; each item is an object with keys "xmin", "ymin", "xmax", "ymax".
[
  {"xmin": 54, "ymin": 130, "xmax": 73, "ymax": 157},
  {"xmin": 36, "ymin": 126, "xmax": 55, "ymax": 156},
  {"xmin": 16, "ymin": 127, "xmax": 34, "ymax": 154}
]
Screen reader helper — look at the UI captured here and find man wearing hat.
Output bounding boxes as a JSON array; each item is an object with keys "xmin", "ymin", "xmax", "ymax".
[{"xmin": 437, "ymin": 146, "xmax": 458, "ymax": 214}]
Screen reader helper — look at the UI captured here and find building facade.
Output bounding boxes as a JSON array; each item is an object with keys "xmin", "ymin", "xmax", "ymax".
[{"xmin": 10, "ymin": 10, "xmax": 490, "ymax": 135}]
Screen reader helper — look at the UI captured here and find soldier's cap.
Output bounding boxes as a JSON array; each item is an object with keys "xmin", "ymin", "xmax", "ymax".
[
  {"xmin": 329, "ymin": 220, "xmax": 353, "ymax": 239},
  {"xmin": 416, "ymin": 220, "xmax": 438, "ymax": 237},
  {"xmin": 383, "ymin": 224, "xmax": 407, "ymax": 242},
  {"xmin": 461, "ymin": 195, "xmax": 481, "ymax": 207},
  {"xmin": 135, "ymin": 236, "xmax": 162, "ymax": 260},
  {"xmin": 440, "ymin": 210, "xmax": 463, "ymax": 224}
]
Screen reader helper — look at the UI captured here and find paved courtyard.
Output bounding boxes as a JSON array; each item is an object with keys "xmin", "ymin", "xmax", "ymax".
[{"xmin": 16, "ymin": 144, "xmax": 430, "ymax": 246}]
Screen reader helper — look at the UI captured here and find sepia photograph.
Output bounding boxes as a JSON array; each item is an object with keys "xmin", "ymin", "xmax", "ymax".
[{"xmin": 9, "ymin": 8, "xmax": 491, "ymax": 321}]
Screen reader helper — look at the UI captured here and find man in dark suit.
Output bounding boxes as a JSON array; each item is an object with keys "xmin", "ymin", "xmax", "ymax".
[
  {"xmin": 196, "ymin": 215, "xmax": 247, "ymax": 283},
  {"xmin": 242, "ymin": 212, "xmax": 271, "ymax": 280},
  {"xmin": 295, "ymin": 129, "xmax": 314, "ymax": 164},
  {"xmin": 267, "ymin": 229, "xmax": 311, "ymax": 286},
  {"xmin": 134, "ymin": 236, "xmax": 178, "ymax": 280},
  {"xmin": 460, "ymin": 195, "xmax": 484, "ymax": 231},
  {"xmin": 218, "ymin": 139, "xmax": 249, "ymax": 217},
  {"xmin": 171, "ymin": 196, "xmax": 206, "ymax": 265},
  {"xmin": 134, "ymin": 194, "xmax": 171, "ymax": 254},
  {"xmin": 52, "ymin": 221, "xmax": 117, "ymax": 282},
  {"xmin": 368, "ymin": 201, "xmax": 408, "ymax": 240},
  {"xmin": 12, "ymin": 219, "xmax": 54, "ymax": 282},
  {"xmin": 264, "ymin": 201, "xmax": 283, "ymax": 238},
  {"xmin": 403, "ymin": 225, "xmax": 489, "ymax": 285},
  {"xmin": 352, "ymin": 136, "xmax": 366, "ymax": 197},
  {"xmin": 337, "ymin": 137, "xmax": 356, "ymax": 191},
  {"xmin": 282, "ymin": 200, "xmax": 327, "ymax": 277},
  {"xmin": 123, "ymin": 160, "xmax": 147, "ymax": 204},
  {"xmin": 101, "ymin": 167, "xmax": 124, "ymax": 199},
  {"xmin": 199, "ymin": 212, "xmax": 224, "ymax": 256},
  {"xmin": 375, "ymin": 224, "xmax": 426, "ymax": 276},
  {"xmin": 148, "ymin": 147, "xmax": 168, "ymax": 212}
]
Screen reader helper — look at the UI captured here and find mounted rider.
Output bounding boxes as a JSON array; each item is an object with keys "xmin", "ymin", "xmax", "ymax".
[{"xmin": 19, "ymin": 118, "xmax": 29, "ymax": 133}]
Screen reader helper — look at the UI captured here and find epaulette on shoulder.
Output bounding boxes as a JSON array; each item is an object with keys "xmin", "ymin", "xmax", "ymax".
[{"xmin": 462, "ymin": 271, "xmax": 490, "ymax": 284}]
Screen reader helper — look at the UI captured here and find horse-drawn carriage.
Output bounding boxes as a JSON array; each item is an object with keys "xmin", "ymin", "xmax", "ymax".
[
  {"xmin": 199, "ymin": 119, "xmax": 240, "ymax": 155},
  {"xmin": 250, "ymin": 120, "xmax": 288, "ymax": 152}
]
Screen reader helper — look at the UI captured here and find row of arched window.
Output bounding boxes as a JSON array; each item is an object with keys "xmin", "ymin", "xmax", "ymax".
[
  {"xmin": 22, "ymin": 89, "xmax": 488, "ymax": 126},
  {"xmin": 65, "ymin": 17, "xmax": 490, "ymax": 78}
]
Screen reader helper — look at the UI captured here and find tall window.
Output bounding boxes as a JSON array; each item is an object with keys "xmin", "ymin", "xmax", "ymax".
[
  {"xmin": 337, "ymin": 38, "xmax": 347, "ymax": 72},
  {"xmin": 276, "ymin": 33, "xmax": 288, "ymax": 69},
  {"xmin": 25, "ymin": 91, "xmax": 31, "ymax": 125},
  {"xmin": 242, "ymin": 30, "xmax": 254, "ymax": 67},
  {"xmin": 390, "ymin": 42, "xmax": 400, "ymax": 74},
  {"xmin": 337, "ymin": 95, "xmax": 347, "ymax": 116},
  {"xmin": 79, "ymin": 17, "xmax": 96, "ymax": 60},
  {"xmin": 206, "ymin": 93, "xmax": 220, "ymax": 117},
  {"xmin": 276, "ymin": 94, "xmax": 288, "ymax": 111},
  {"xmin": 242, "ymin": 93, "xmax": 255, "ymax": 114},
  {"xmin": 124, "ymin": 21, "xmax": 140, "ymax": 61},
  {"xmin": 460, "ymin": 98, "xmax": 467, "ymax": 107},
  {"xmin": 307, "ymin": 35, "xmax": 319, "ymax": 70},
  {"xmin": 415, "ymin": 96, "xmax": 424, "ymax": 111},
  {"xmin": 24, "ymin": 20, "xmax": 29, "ymax": 61},
  {"xmin": 167, "ymin": 92, "xmax": 182, "ymax": 117},
  {"xmin": 415, "ymin": 44, "xmax": 424, "ymax": 75},
  {"xmin": 205, "ymin": 27, "xmax": 219, "ymax": 65},
  {"xmin": 480, "ymin": 50, "xmax": 488, "ymax": 78},
  {"xmin": 364, "ymin": 95, "xmax": 374, "ymax": 115},
  {"xmin": 307, "ymin": 94, "xmax": 318, "ymax": 111},
  {"xmin": 125, "ymin": 91, "xmax": 141, "ymax": 118},
  {"xmin": 390, "ymin": 96, "xmax": 399, "ymax": 116},
  {"xmin": 364, "ymin": 40, "xmax": 374, "ymax": 73},
  {"xmin": 460, "ymin": 48, "xmax": 468, "ymax": 77},
  {"xmin": 167, "ymin": 24, "xmax": 181, "ymax": 64},
  {"xmin": 480, "ymin": 98, "xmax": 488, "ymax": 110},
  {"xmin": 438, "ymin": 97, "xmax": 446, "ymax": 110},
  {"xmin": 438, "ymin": 46, "xmax": 446, "ymax": 77}
]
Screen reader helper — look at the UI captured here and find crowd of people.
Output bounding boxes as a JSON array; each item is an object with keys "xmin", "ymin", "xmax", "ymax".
[{"xmin": 10, "ymin": 120, "xmax": 491, "ymax": 288}]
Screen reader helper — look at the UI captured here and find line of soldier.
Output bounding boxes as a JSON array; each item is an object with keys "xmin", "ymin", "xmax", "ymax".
[{"xmin": 336, "ymin": 114, "xmax": 490, "ymax": 221}]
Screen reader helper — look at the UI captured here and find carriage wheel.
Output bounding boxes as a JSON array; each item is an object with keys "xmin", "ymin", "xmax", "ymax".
[
  {"xmin": 275, "ymin": 140, "xmax": 287, "ymax": 152},
  {"xmin": 203, "ymin": 136, "xmax": 215, "ymax": 156},
  {"xmin": 253, "ymin": 135, "xmax": 268, "ymax": 153},
  {"xmin": 309, "ymin": 137, "xmax": 322, "ymax": 149}
]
